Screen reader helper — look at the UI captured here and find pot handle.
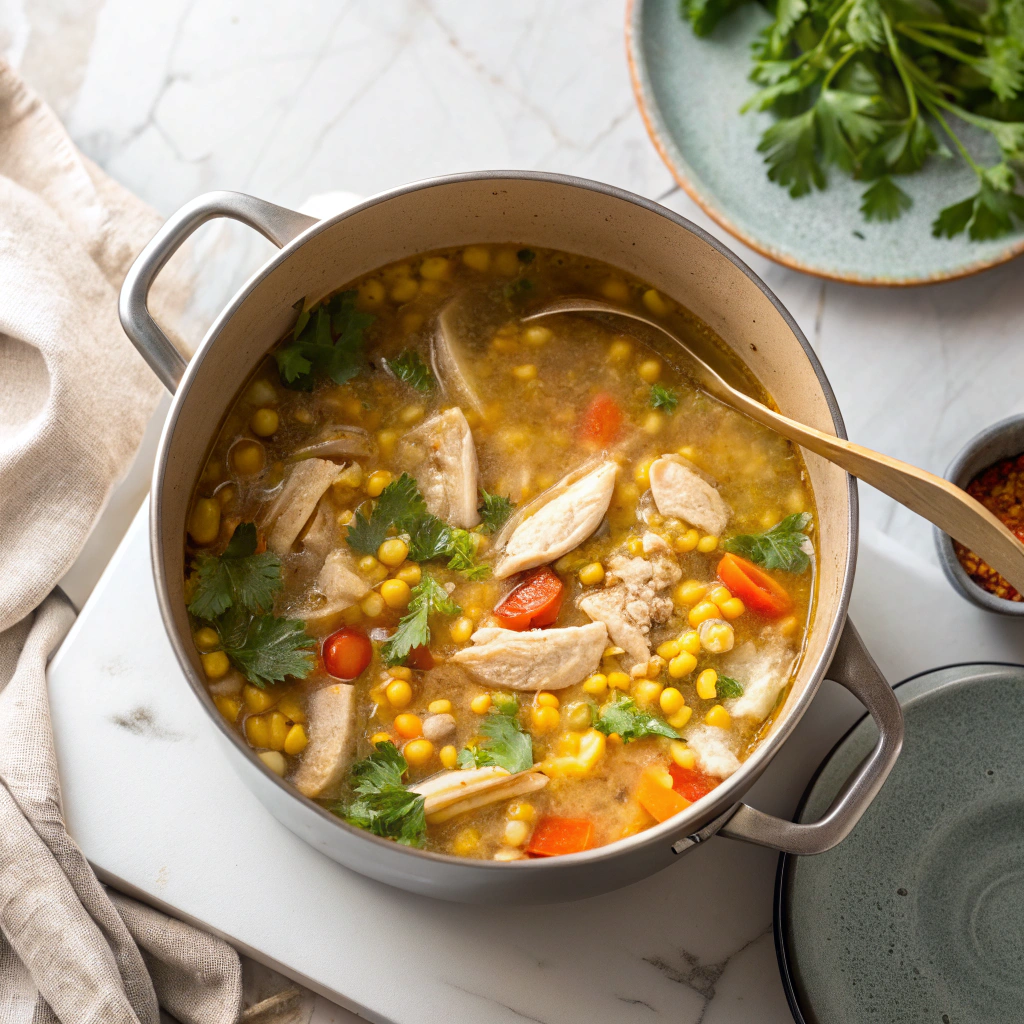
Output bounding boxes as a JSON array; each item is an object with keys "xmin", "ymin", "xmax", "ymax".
[
  {"xmin": 119, "ymin": 190, "xmax": 319, "ymax": 393},
  {"xmin": 706, "ymin": 619, "xmax": 903, "ymax": 856}
]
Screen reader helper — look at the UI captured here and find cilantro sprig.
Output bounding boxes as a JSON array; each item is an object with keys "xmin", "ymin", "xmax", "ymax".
[
  {"xmin": 337, "ymin": 741, "xmax": 426, "ymax": 846},
  {"xmin": 716, "ymin": 675, "xmax": 745, "ymax": 699},
  {"xmin": 387, "ymin": 350, "xmax": 435, "ymax": 392},
  {"xmin": 681, "ymin": 0, "xmax": 1024, "ymax": 240},
  {"xmin": 722, "ymin": 512, "xmax": 813, "ymax": 573},
  {"xmin": 650, "ymin": 383, "xmax": 679, "ymax": 413},
  {"xmin": 215, "ymin": 605, "xmax": 316, "ymax": 689},
  {"xmin": 187, "ymin": 523, "xmax": 281, "ymax": 620},
  {"xmin": 381, "ymin": 574, "xmax": 461, "ymax": 666},
  {"xmin": 457, "ymin": 694, "xmax": 534, "ymax": 774},
  {"xmin": 592, "ymin": 693, "xmax": 680, "ymax": 742},
  {"xmin": 478, "ymin": 489, "xmax": 515, "ymax": 534}
]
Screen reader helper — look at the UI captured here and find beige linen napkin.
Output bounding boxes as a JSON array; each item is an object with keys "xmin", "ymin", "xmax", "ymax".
[{"xmin": 0, "ymin": 59, "xmax": 266, "ymax": 1024}]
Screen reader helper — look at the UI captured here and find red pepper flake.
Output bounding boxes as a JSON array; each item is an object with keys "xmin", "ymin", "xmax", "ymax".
[{"xmin": 955, "ymin": 452, "xmax": 1024, "ymax": 601}]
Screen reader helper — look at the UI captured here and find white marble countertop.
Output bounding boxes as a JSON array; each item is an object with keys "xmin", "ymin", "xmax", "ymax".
[{"xmin": 8, "ymin": 0, "xmax": 1024, "ymax": 1020}]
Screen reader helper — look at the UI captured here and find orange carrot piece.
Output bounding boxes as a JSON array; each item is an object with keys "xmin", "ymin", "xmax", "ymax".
[
  {"xmin": 526, "ymin": 816, "xmax": 594, "ymax": 857},
  {"xmin": 636, "ymin": 769, "xmax": 692, "ymax": 823}
]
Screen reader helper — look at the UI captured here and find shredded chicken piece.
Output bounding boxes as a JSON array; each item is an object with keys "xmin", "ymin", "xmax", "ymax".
[
  {"xmin": 649, "ymin": 454, "xmax": 729, "ymax": 535},
  {"xmin": 298, "ymin": 549, "xmax": 370, "ymax": 626},
  {"xmin": 684, "ymin": 724, "xmax": 742, "ymax": 779},
  {"xmin": 410, "ymin": 767, "xmax": 548, "ymax": 824},
  {"xmin": 291, "ymin": 683, "xmax": 356, "ymax": 799},
  {"xmin": 263, "ymin": 458, "xmax": 344, "ymax": 555},
  {"xmin": 719, "ymin": 637, "xmax": 796, "ymax": 722}
]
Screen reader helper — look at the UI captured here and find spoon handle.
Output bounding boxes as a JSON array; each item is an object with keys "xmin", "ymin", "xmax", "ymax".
[{"xmin": 726, "ymin": 389, "xmax": 1024, "ymax": 594}]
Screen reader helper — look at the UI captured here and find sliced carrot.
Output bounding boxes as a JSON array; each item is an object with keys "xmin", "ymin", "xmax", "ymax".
[
  {"xmin": 579, "ymin": 393, "xmax": 623, "ymax": 446},
  {"xmin": 494, "ymin": 566, "xmax": 564, "ymax": 631},
  {"xmin": 669, "ymin": 765, "xmax": 717, "ymax": 802},
  {"xmin": 717, "ymin": 552, "xmax": 793, "ymax": 618},
  {"xmin": 525, "ymin": 816, "xmax": 594, "ymax": 856},
  {"xmin": 636, "ymin": 768, "xmax": 692, "ymax": 823}
]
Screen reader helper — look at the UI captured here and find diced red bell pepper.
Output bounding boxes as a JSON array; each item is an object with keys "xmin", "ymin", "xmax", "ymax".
[
  {"xmin": 669, "ymin": 765, "xmax": 717, "ymax": 802},
  {"xmin": 579, "ymin": 393, "xmax": 623, "ymax": 446},
  {"xmin": 494, "ymin": 566, "xmax": 564, "ymax": 631},
  {"xmin": 526, "ymin": 816, "xmax": 594, "ymax": 856}
]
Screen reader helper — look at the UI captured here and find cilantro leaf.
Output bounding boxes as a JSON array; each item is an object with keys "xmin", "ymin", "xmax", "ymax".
[
  {"xmin": 478, "ymin": 490, "xmax": 515, "ymax": 533},
  {"xmin": 649, "ymin": 383, "xmax": 679, "ymax": 413},
  {"xmin": 592, "ymin": 693, "xmax": 679, "ymax": 743},
  {"xmin": 464, "ymin": 695, "xmax": 533, "ymax": 774},
  {"xmin": 722, "ymin": 512, "xmax": 813, "ymax": 572},
  {"xmin": 338, "ymin": 741, "xmax": 426, "ymax": 846},
  {"xmin": 407, "ymin": 515, "xmax": 453, "ymax": 562},
  {"xmin": 517, "ymin": 248, "xmax": 536, "ymax": 263},
  {"xmin": 215, "ymin": 607, "xmax": 316, "ymax": 689},
  {"xmin": 346, "ymin": 473, "xmax": 426, "ymax": 555},
  {"xmin": 716, "ymin": 675, "xmax": 745, "ymax": 699},
  {"xmin": 860, "ymin": 177, "xmax": 912, "ymax": 223},
  {"xmin": 381, "ymin": 574, "xmax": 460, "ymax": 666},
  {"xmin": 187, "ymin": 522, "xmax": 282, "ymax": 621},
  {"xmin": 445, "ymin": 528, "xmax": 490, "ymax": 580},
  {"xmin": 387, "ymin": 350, "xmax": 435, "ymax": 392}
]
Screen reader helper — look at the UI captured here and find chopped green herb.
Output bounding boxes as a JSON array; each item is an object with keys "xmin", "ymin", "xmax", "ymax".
[
  {"xmin": 459, "ymin": 695, "xmax": 533, "ymax": 774},
  {"xmin": 187, "ymin": 523, "xmax": 281, "ymax": 621},
  {"xmin": 722, "ymin": 512, "xmax": 813, "ymax": 573},
  {"xmin": 346, "ymin": 473, "xmax": 426, "ymax": 555},
  {"xmin": 649, "ymin": 383, "xmax": 679, "ymax": 413},
  {"xmin": 387, "ymin": 350, "xmax": 435, "ymax": 392},
  {"xmin": 215, "ymin": 605, "xmax": 316, "ymax": 689},
  {"xmin": 338, "ymin": 741, "xmax": 426, "ymax": 846},
  {"xmin": 517, "ymin": 248, "xmax": 536, "ymax": 263},
  {"xmin": 445, "ymin": 528, "xmax": 490, "ymax": 580},
  {"xmin": 478, "ymin": 489, "xmax": 515, "ymax": 533},
  {"xmin": 381, "ymin": 574, "xmax": 460, "ymax": 666},
  {"xmin": 592, "ymin": 693, "xmax": 680, "ymax": 743},
  {"xmin": 406, "ymin": 515, "xmax": 453, "ymax": 562},
  {"xmin": 716, "ymin": 675, "xmax": 745, "ymax": 699},
  {"xmin": 503, "ymin": 278, "xmax": 534, "ymax": 303}
]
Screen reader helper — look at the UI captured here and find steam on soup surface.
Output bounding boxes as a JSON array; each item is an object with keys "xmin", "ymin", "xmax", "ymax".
[{"xmin": 184, "ymin": 244, "xmax": 816, "ymax": 860}]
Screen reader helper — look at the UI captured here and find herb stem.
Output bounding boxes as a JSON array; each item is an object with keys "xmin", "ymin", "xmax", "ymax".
[
  {"xmin": 897, "ymin": 20, "xmax": 986, "ymax": 45},
  {"xmin": 920, "ymin": 97, "xmax": 984, "ymax": 176},
  {"xmin": 895, "ymin": 25, "xmax": 980, "ymax": 66},
  {"xmin": 883, "ymin": 14, "xmax": 917, "ymax": 122}
]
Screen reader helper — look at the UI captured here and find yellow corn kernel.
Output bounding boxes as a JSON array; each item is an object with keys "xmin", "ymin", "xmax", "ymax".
[
  {"xmin": 366, "ymin": 470, "xmax": 392, "ymax": 497},
  {"xmin": 293, "ymin": 407, "xmax": 314, "ymax": 425},
  {"xmin": 642, "ymin": 288, "xmax": 670, "ymax": 316},
  {"xmin": 394, "ymin": 562, "xmax": 422, "ymax": 586},
  {"xmin": 386, "ymin": 679, "xmax": 413, "ymax": 709},
  {"xmin": 188, "ymin": 498, "xmax": 221, "ymax": 546},
  {"xmin": 451, "ymin": 616, "xmax": 475, "ymax": 644},
  {"xmin": 660, "ymin": 687, "xmax": 685, "ymax": 715},
  {"xmin": 420, "ymin": 255, "xmax": 451, "ymax": 280},
  {"xmin": 697, "ymin": 534, "xmax": 720, "ymax": 554},
  {"xmin": 536, "ymin": 692, "xmax": 560, "ymax": 708},
  {"xmin": 380, "ymin": 578, "xmax": 412, "ymax": 610},
  {"xmin": 657, "ymin": 639, "xmax": 681, "ymax": 660},
  {"xmin": 249, "ymin": 408, "xmax": 279, "ymax": 437},
  {"xmin": 439, "ymin": 744, "xmax": 459, "ymax": 769},
  {"xmin": 194, "ymin": 626, "xmax": 220, "ymax": 651},
  {"xmin": 217, "ymin": 485, "xmax": 236, "ymax": 507},
  {"xmin": 399, "ymin": 403, "xmax": 425, "ymax": 426},
  {"xmin": 360, "ymin": 592, "xmax": 385, "ymax": 618},
  {"xmin": 390, "ymin": 277, "xmax": 418, "ymax": 303},
  {"xmin": 607, "ymin": 338, "xmax": 632, "ymax": 362},
  {"xmin": 394, "ymin": 713, "xmax": 422, "ymax": 739},
  {"xmin": 370, "ymin": 731, "xmax": 392, "ymax": 747},
  {"xmin": 388, "ymin": 666, "xmax": 412, "ymax": 681},
  {"xmin": 608, "ymin": 670, "xmax": 632, "ymax": 692},
  {"xmin": 470, "ymin": 694, "xmax": 492, "ymax": 715},
  {"xmin": 679, "ymin": 630, "xmax": 702, "ymax": 655},
  {"xmin": 507, "ymin": 800, "xmax": 536, "ymax": 822},
  {"xmin": 232, "ymin": 441, "xmax": 264, "ymax": 476},
  {"xmin": 606, "ymin": 732, "xmax": 623, "ymax": 747},
  {"xmin": 504, "ymin": 819, "xmax": 529, "ymax": 846},
  {"xmin": 530, "ymin": 706, "xmax": 560, "ymax": 734},
  {"xmin": 688, "ymin": 601, "xmax": 720, "ymax": 627},
  {"xmin": 634, "ymin": 679, "xmax": 663, "ymax": 706},
  {"xmin": 201, "ymin": 650, "xmax": 230, "ymax": 680},
  {"xmin": 277, "ymin": 695, "xmax": 306, "ymax": 724},
  {"xmin": 639, "ymin": 358, "xmax": 663, "ymax": 383},
  {"xmin": 642, "ymin": 411, "xmax": 664, "ymax": 435},
  {"xmin": 243, "ymin": 683, "xmax": 276, "ymax": 714},
  {"xmin": 583, "ymin": 673, "xmax": 608, "ymax": 697},
  {"xmin": 358, "ymin": 555, "xmax": 380, "ymax": 575},
  {"xmin": 523, "ymin": 325, "xmax": 552, "ymax": 347},
  {"xmin": 376, "ymin": 429, "xmax": 398, "ymax": 460},
  {"xmin": 428, "ymin": 699, "xmax": 452, "ymax": 714},
  {"xmin": 452, "ymin": 828, "xmax": 480, "ymax": 856},
  {"xmin": 578, "ymin": 562, "xmax": 605, "ymax": 586},
  {"xmin": 697, "ymin": 669, "xmax": 719, "ymax": 700},
  {"xmin": 670, "ymin": 740, "xmax": 697, "ymax": 770},
  {"xmin": 668, "ymin": 652, "xmax": 698, "ymax": 678},
  {"xmin": 601, "ymin": 277, "xmax": 630, "ymax": 302},
  {"xmin": 357, "ymin": 278, "xmax": 386, "ymax": 309},
  {"xmin": 668, "ymin": 706, "xmax": 693, "ymax": 730},
  {"xmin": 634, "ymin": 457, "xmax": 656, "ymax": 489},
  {"xmin": 259, "ymin": 750, "xmax": 286, "ymax": 776},
  {"xmin": 676, "ymin": 579, "xmax": 707, "ymax": 606},
  {"xmin": 720, "ymin": 597, "xmax": 746, "ymax": 620},
  {"xmin": 705, "ymin": 704, "xmax": 731, "ymax": 729},
  {"xmin": 540, "ymin": 728, "xmax": 606, "ymax": 778},
  {"xmin": 462, "ymin": 245, "xmax": 490, "ymax": 272},
  {"xmin": 627, "ymin": 535, "xmax": 645, "ymax": 556},
  {"xmin": 493, "ymin": 248, "xmax": 520, "ymax": 275},
  {"xmin": 513, "ymin": 363, "xmax": 538, "ymax": 382},
  {"xmin": 268, "ymin": 711, "xmax": 289, "ymax": 751},
  {"xmin": 246, "ymin": 379, "xmax": 278, "ymax": 407},
  {"xmin": 214, "ymin": 696, "xmax": 240, "ymax": 723},
  {"xmin": 283, "ymin": 723, "xmax": 309, "ymax": 756},
  {"xmin": 336, "ymin": 510, "xmax": 354, "ymax": 527},
  {"xmin": 404, "ymin": 738, "xmax": 435, "ymax": 767},
  {"xmin": 709, "ymin": 585, "xmax": 732, "ymax": 608},
  {"xmin": 779, "ymin": 614, "xmax": 799, "ymax": 637},
  {"xmin": 701, "ymin": 621, "xmax": 735, "ymax": 654},
  {"xmin": 245, "ymin": 714, "xmax": 270, "ymax": 748},
  {"xmin": 673, "ymin": 529, "xmax": 699, "ymax": 554},
  {"xmin": 401, "ymin": 311, "xmax": 425, "ymax": 335}
]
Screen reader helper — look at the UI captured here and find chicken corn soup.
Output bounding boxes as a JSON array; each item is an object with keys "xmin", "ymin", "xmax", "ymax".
[{"xmin": 184, "ymin": 244, "xmax": 816, "ymax": 860}]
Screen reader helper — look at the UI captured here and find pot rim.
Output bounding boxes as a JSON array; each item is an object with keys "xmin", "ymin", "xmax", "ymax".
[{"xmin": 151, "ymin": 169, "xmax": 859, "ymax": 871}]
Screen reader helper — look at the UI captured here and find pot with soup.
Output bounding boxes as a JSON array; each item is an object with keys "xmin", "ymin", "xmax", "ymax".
[{"xmin": 120, "ymin": 174, "xmax": 902, "ymax": 902}]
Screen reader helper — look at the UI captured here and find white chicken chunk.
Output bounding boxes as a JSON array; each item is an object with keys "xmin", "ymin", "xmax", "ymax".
[
  {"xmin": 649, "ymin": 455, "xmax": 729, "ymax": 536},
  {"xmin": 684, "ymin": 724, "xmax": 742, "ymax": 779},
  {"xmin": 578, "ymin": 532, "xmax": 681, "ymax": 669},
  {"xmin": 495, "ymin": 461, "xmax": 618, "ymax": 579},
  {"xmin": 299, "ymin": 549, "xmax": 370, "ymax": 626},
  {"xmin": 719, "ymin": 636, "xmax": 796, "ymax": 723},
  {"xmin": 291, "ymin": 683, "xmax": 356, "ymax": 799},
  {"xmin": 399, "ymin": 407, "xmax": 480, "ymax": 528},
  {"xmin": 449, "ymin": 622, "xmax": 608, "ymax": 691},
  {"xmin": 263, "ymin": 458, "xmax": 344, "ymax": 555}
]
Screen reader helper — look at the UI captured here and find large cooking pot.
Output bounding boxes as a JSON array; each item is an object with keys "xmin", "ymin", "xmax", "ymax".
[{"xmin": 119, "ymin": 172, "xmax": 903, "ymax": 903}]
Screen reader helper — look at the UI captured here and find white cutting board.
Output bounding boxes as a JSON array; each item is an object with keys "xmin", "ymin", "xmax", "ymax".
[{"xmin": 48, "ymin": 503, "xmax": 1024, "ymax": 1024}]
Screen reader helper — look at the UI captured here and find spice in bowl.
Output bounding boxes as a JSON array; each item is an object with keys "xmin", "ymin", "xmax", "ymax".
[{"xmin": 955, "ymin": 453, "xmax": 1024, "ymax": 602}]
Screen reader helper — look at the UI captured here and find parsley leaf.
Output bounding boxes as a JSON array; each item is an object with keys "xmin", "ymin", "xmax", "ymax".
[
  {"xmin": 445, "ymin": 528, "xmax": 490, "ymax": 580},
  {"xmin": 338, "ymin": 741, "xmax": 426, "ymax": 847},
  {"xmin": 722, "ymin": 512, "xmax": 813, "ymax": 572},
  {"xmin": 478, "ymin": 490, "xmax": 515, "ymax": 533},
  {"xmin": 215, "ymin": 606, "xmax": 316, "ymax": 689},
  {"xmin": 933, "ymin": 172, "xmax": 1024, "ymax": 241},
  {"xmin": 407, "ymin": 515, "xmax": 453, "ymax": 562},
  {"xmin": 187, "ymin": 523, "xmax": 282, "ymax": 621},
  {"xmin": 860, "ymin": 177, "xmax": 912, "ymax": 223},
  {"xmin": 716, "ymin": 675, "xmax": 745, "ymax": 699},
  {"xmin": 387, "ymin": 350, "xmax": 435, "ymax": 392},
  {"xmin": 461, "ymin": 695, "xmax": 533, "ymax": 774},
  {"xmin": 381, "ymin": 574, "xmax": 460, "ymax": 666},
  {"xmin": 592, "ymin": 693, "xmax": 680, "ymax": 743},
  {"xmin": 649, "ymin": 383, "xmax": 679, "ymax": 413},
  {"xmin": 681, "ymin": 0, "xmax": 751, "ymax": 36},
  {"xmin": 346, "ymin": 473, "xmax": 426, "ymax": 555},
  {"xmin": 757, "ymin": 111, "xmax": 824, "ymax": 199}
]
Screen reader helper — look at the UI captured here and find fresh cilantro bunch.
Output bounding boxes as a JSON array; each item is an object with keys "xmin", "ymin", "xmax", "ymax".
[
  {"xmin": 681, "ymin": 0, "xmax": 1024, "ymax": 239},
  {"xmin": 276, "ymin": 291, "xmax": 375, "ymax": 390},
  {"xmin": 592, "ymin": 693, "xmax": 681, "ymax": 742},
  {"xmin": 337, "ymin": 741, "xmax": 426, "ymax": 846},
  {"xmin": 381, "ymin": 574, "xmax": 461, "ymax": 666},
  {"xmin": 187, "ymin": 523, "xmax": 316, "ymax": 688},
  {"xmin": 722, "ymin": 512, "xmax": 813, "ymax": 571},
  {"xmin": 457, "ymin": 694, "xmax": 534, "ymax": 773}
]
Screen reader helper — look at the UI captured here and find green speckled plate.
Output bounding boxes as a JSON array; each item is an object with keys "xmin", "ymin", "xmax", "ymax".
[
  {"xmin": 626, "ymin": 0, "xmax": 1024, "ymax": 284},
  {"xmin": 776, "ymin": 663, "xmax": 1024, "ymax": 1024}
]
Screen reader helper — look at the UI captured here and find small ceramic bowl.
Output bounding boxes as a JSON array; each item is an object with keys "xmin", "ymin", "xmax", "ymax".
[{"xmin": 935, "ymin": 413, "xmax": 1024, "ymax": 616}]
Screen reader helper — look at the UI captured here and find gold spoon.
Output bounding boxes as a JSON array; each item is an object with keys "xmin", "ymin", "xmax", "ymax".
[{"xmin": 523, "ymin": 297, "xmax": 1024, "ymax": 594}]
